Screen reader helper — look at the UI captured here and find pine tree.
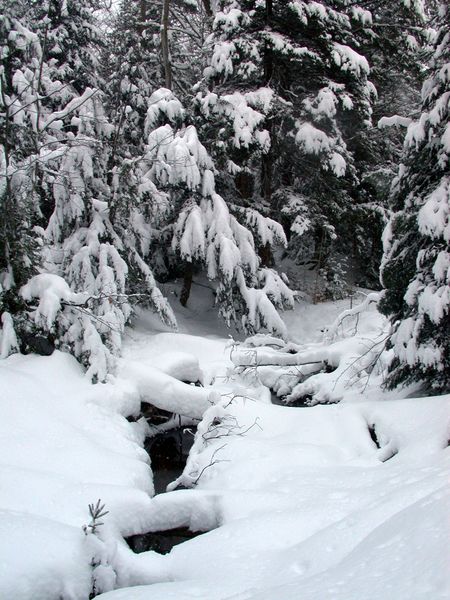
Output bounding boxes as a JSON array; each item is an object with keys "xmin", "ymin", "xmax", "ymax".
[
  {"xmin": 30, "ymin": 0, "xmax": 103, "ymax": 93},
  {"xmin": 351, "ymin": 0, "xmax": 431, "ymax": 286},
  {"xmin": 104, "ymin": 1, "xmax": 294, "ymax": 335},
  {"xmin": 144, "ymin": 87, "xmax": 295, "ymax": 335},
  {"xmin": 38, "ymin": 0, "xmax": 176, "ymax": 381},
  {"xmin": 379, "ymin": 4, "xmax": 449, "ymax": 392},
  {"xmin": 0, "ymin": 3, "xmax": 47, "ymax": 356},
  {"xmin": 0, "ymin": 1, "xmax": 175, "ymax": 379},
  {"xmin": 196, "ymin": 1, "xmax": 377, "ymax": 286},
  {"xmin": 105, "ymin": 0, "xmax": 207, "ymax": 158},
  {"xmin": 196, "ymin": 1, "xmax": 432, "ymax": 292},
  {"xmin": 105, "ymin": 0, "xmax": 163, "ymax": 157}
]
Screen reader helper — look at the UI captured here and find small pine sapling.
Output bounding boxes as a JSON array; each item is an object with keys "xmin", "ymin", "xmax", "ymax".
[{"xmin": 82, "ymin": 500, "xmax": 116, "ymax": 598}]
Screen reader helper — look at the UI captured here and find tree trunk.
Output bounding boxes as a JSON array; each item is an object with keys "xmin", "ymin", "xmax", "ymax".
[
  {"xmin": 235, "ymin": 171, "xmax": 253, "ymax": 200},
  {"xmin": 201, "ymin": 0, "xmax": 213, "ymax": 17},
  {"xmin": 263, "ymin": 0, "xmax": 273, "ymax": 83},
  {"xmin": 259, "ymin": 242, "xmax": 274, "ymax": 267},
  {"xmin": 161, "ymin": 0, "xmax": 172, "ymax": 90},
  {"xmin": 138, "ymin": 0, "xmax": 146, "ymax": 35},
  {"xmin": 262, "ymin": 0, "xmax": 273, "ymax": 204},
  {"xmin": 180, "ymin": 261, "xmax": 194, "ymax": 306},
  {"xmin": 261, "ymin": 139, "xmax": 272, "ymax": 204}
]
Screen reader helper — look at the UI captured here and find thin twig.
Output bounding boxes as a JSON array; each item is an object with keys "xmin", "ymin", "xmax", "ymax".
[{"xmin": 193, "ymin": 444, "xmax": 229, "ymax": 485}]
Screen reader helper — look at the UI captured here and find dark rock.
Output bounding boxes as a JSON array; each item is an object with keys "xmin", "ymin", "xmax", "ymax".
[{"xmin": 21, "ymin": 333, "xmax": 55, "ymax": 356}]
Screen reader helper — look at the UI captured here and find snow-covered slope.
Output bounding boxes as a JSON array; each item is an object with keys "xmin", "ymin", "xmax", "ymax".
[
  {"xmin": 0, "ymin": 290, "xmax": 449, "ymax": 599},
  {"xmin": 0, "ymin": 351, "xmax": 150, "ymax": 599}
]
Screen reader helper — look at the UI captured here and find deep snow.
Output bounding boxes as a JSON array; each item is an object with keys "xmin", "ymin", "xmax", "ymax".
[{"xmin": 0, "ymin": 285, "xmax": 449, "ymax": 599}]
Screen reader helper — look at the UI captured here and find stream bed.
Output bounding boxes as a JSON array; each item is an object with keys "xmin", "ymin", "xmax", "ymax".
[
  {"xmin": 147, "ymin": 426, "xmax": 195, "ymax": 495},
  {"xmin": 125, "ymin": 425, "xmax": 203, "ymax": 555}
]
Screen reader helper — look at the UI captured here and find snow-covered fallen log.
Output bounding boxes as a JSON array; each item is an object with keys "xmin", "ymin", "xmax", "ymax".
[
  {"xmin": 166, "ymin": 401, "xmax": 232, "ymax": 491},
  {"xmin": 240, "ymin": 334, "xmax": 288, "ymax": 349},
  {"xmin": 149, "ymin": 351, "xmax": 203, "ymax": 384},
  {"xmin": 231, "ymin": 293, "xmax": 389, "ymax": 404},
  {"xmin": 127, "ymin": 489, "xmax": 222, "ymax": 534},
  {"xmin": 119, "ymin": 361, "xmax": 219, "ymax": 419},
  {"xmin": 256, "ymin": 363, "xmax": 325, "ymax": 397},
  {"xmin": 287, "ymin": 334, "xmax": 389, "ymax": 404},
  {"xmin": 231, "ymin": 346, "xmax": 326, "ymax": 368},
  {"xmin": 232, "ymin": 335, "xmax": 386, "ymax": 404}
]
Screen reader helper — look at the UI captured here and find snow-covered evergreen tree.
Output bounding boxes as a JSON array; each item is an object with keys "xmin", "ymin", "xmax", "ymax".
[
  {"xmin": 379, "ymin": 4, "xmax": 450, "ymax": 392},
  {"xmin": 105, "ymin": 0, "xmax": 163, "ymax": 156},
  {"xmin": 105, "ymin": 0, "xmax": 207, "ymax": 157},
  {"xmin": 195, "ymin": 0, "xmax": 378, "ymax": 285},
  {"xmin": 0, "ymin": 1, "xmax": 175, "ymax": 380},
  {"xmin": 353, "ymin": 0, "xmax": 431, "ymax": 285},
  {"xmin": 0, "ymin": 4, "xmax": 47, "ymax": 356},
  {"xmin": 30, "ymin": 0, "xmax": 103, "ymax": 93},
  {"xmin": 144, "ymin": 88, "xmax": 295, "ymax": 335},
  {"xmin": 39, "ymin": 1, "xmax": 177, "ymax": 381},
  {"xmin": 195, "ymin": 1, "xmax": 435, "ymax": 291},
  {"xmin": 103, "ymin": 2, "xmax": 294, "ymax": 335}
]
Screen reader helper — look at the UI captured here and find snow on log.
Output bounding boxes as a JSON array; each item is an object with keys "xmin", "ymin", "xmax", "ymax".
[
  {"xmin": 150, "ymin": 352, "xmax": 203, "ymax": 384},
  {"xmin": 287, "ymin": 336, "xmax": 387, "ymax": 405},
  {"xmin": 232, "ymin": 346, "xmax": 326, "ymax": 367},
  {"xmin": 242, "ymin": 334, "xmax": 287, "ymax": 349},
  {"xmin": 119, "ymin": 361, "xmax": 219, "ymax": 419},
  {"xmin": 256, "ymin": 363, "xmax": 324, "ymax": 397}
]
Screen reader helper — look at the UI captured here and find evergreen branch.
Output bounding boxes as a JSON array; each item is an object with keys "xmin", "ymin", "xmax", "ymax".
[
  {"xmin": 41, "ymin": 89, "xmax": 100, "ymax": 133},
  {"xmin": 82, "ymin": 499, "xmax": 109, "ymax": 536},
  {"xmin": 61, "ymin": 291, "xmax": 155, "ymax": 310},
  {"xmin": 7, "ymin": 83, "xmax": 75, "ymax": 121}
]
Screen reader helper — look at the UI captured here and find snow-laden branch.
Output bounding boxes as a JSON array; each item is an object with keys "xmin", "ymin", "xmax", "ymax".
[
  {"xmin": 378, "ymin": 115, "xmax": 412, "ymax": 129},
  {"xmin": 324, "ymin": 292, "xmax": 381, "ymax": 342},
  {"xmin": 20, "ymin": 274, "xmax": 89, "ymax": 330}
]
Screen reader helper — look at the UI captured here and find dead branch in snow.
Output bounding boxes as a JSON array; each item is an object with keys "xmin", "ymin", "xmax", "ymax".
[{"xmin": 192, "ymin": 444, "xmax": 229, "ymax": 485}]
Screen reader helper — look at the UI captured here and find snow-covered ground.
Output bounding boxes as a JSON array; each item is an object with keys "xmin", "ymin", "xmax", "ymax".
[{"xmin": 1, "ymin": 285, "xmax": 449, "ymax": 599}]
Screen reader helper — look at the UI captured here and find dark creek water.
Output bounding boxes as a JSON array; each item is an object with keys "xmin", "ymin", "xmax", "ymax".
[
  {"xmin": 270, "ymin": 392, "xmax": 311, "ymax": 407},
  {"xmin": 126, "ymin": 526, "xmax": 198, "ymax": 555},
  {"xmin": 147, "ymin": 427, "xmax": 195, "ymax": 495},
  {"xmin": 125, "ymin": 425, "xmax": 202, "ymax": 555}
]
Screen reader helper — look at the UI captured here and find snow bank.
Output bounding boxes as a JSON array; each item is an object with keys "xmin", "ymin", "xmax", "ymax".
[
  {"xmin": 0, "ymin": 351, "xmax": 154, "ymax": 599},
  {"xmin": 99, "ymin": 392, "xmax": 450, "ymax": 600},
  {"xmin": 0, "ymin": 312, "xmax": 238, "ymax": 598},
  {"xmin": 1, "ymin": 512, "xmax": 92, "ymax": 600},
  {"xmin": 100, "ymin": 298, "xmax": 449, "ymax": 600}
]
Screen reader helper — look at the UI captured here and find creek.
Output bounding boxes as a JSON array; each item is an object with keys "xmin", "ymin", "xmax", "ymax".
[{"xmin": 125, "ymin": 423, "xmax": 202, "ymax": 555}]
